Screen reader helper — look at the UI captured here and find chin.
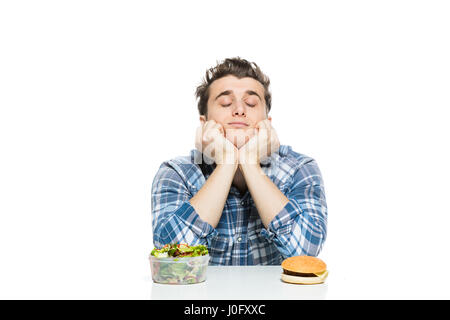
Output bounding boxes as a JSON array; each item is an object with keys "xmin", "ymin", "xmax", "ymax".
[{"xmin": 225, "ymin": 128, "xmax": 256, "ymax": 149}]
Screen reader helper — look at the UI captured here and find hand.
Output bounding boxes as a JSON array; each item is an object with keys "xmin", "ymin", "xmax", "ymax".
[
  {"xmin": 195, "ymin": 119, "xmax": 239, "ymax": 165},
  {"xmin": 238, "ymin": 119, "xmax": 280, "ymax": 166}
]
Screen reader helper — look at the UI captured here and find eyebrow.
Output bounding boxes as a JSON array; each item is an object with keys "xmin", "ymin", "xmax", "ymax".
[{"xmin": 214, "ymin": 90, "xmax": 262, "ymax": 101}]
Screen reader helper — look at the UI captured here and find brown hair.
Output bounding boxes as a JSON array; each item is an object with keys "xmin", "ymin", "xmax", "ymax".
[{"xmin": 195, "ymin": 57, "xmax": 272, "ymax": 117}]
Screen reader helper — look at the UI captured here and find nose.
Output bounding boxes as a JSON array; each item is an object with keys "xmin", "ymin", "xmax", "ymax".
[{"xmin": 232, "ymin": 102, "xmax": 246, "ymax": 117}]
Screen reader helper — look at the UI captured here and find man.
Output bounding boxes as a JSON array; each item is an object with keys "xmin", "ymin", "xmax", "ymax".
[{"xmin": 151, "ymin": 57, "xmax": 327, "ymax": 265}]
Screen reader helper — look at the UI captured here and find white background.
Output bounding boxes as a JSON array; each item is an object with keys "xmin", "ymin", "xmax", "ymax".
[{"xmin": 1, "ymin": 0, "xmax": 449, "ymax": 299}]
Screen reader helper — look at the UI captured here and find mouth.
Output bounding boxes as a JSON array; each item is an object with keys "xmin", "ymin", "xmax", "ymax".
[{"xmin": 228, "ymin": 122, "xmax": 249, "ymax": 128}]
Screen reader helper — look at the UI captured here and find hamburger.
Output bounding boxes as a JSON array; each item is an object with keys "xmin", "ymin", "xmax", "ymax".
[{"xmin": 281, "ymin": 255, "xmax": 328, "ymax": 284}]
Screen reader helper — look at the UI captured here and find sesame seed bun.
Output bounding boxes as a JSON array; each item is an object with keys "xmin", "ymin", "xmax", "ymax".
[{"xmin": 281, "ymin": 256, "xmax": 327, "ymax": 274}]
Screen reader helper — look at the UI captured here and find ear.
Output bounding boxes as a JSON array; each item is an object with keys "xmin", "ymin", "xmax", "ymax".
[
  {"xmin": 199, "ymin": 115, "xmax": 206, "ymax": 125},
  {"xmin": 268, "ymin": 116, "xmax": 272, "ymax": 122}
]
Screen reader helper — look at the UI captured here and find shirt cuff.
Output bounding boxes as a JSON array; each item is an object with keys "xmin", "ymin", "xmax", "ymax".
[
  {"xmin": 260, "ymin": 199, "xmax": 300, "ymax": 242},
  {"xmin": 175, "ymin": 201, "xmax": 218, "ymax": 240}
]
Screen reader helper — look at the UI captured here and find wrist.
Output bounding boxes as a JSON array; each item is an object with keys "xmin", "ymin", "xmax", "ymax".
[
  {"xmin": 217, "ymin": 150, "xmax": 239, "ymax": 170},
  {"xmin": 238, "ymin": 146, "xmax": 259, "ymax": 165},
  {"xmin": 216, "ymin": 162, "xmax": 239, "ymax": 173},
  {"xmin": 216, "ymin": 150, "xmax": 238, "ymax": 166},
  {"xmin": 238, "ymin": 153, "xmax": 259, "ymax": 167},
  {"xmin": 239, "ymin": 162, "xmax": 262, "ymax": 173}
]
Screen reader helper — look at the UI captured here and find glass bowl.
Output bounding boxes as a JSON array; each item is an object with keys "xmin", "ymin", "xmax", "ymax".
[{"xmin": 149, "ymin": 254, "xmax": 210, "ymax": 285}]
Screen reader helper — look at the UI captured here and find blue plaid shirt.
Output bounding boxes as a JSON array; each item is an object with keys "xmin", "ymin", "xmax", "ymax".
[{"xmin": 151, "ymin": 145, "xmax": 327, "ymax": 265}]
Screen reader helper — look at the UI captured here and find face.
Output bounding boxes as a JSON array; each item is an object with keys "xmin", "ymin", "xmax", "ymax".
[{"xmin": 199, "ymin": 75, "xmax": 271, "ymax": 148}]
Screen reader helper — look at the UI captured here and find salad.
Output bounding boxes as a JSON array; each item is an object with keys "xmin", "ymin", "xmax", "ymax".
[
  {"xmin": 150, "ymin": 244, "xmax": 210, "ymax": 284},
  {"xmin": 151, "ymin": 243, "xmax": 209, "ymax": 258}
]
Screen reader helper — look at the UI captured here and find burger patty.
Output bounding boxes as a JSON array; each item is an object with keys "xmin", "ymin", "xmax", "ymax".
[{"xmin": 282, "ymin": 269, "xmax": 317, "ymax": 277}]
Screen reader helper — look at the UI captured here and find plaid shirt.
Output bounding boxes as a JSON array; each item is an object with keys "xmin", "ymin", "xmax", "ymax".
[{"xmin": 151, "ymin": 145, "xmax": 327, "ymax": 265}]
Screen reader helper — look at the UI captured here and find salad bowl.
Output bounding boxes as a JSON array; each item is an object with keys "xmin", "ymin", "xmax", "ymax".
[{"xmin": 149, "ymin": 244, "xmax": 210, "ymax": 285}]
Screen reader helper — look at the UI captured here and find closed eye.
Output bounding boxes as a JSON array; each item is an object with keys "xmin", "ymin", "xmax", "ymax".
[{"xmin": 221, "ymin": 103, "xmax": 256, "ymax": 107}]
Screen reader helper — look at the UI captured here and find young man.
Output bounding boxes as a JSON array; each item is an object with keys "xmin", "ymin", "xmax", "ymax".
[{"xmin": 151, "ymin": 57, "xmax": 327, "ymax": 265}]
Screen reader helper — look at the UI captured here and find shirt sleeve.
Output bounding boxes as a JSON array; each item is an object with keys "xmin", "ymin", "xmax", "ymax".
[
  {"xmin": 260, "ymin": 158, "xmax": 327, "ymax": 258},
  {"xmin": 151, "ymin": 162, "xmax": 218, "ymax": 248}
]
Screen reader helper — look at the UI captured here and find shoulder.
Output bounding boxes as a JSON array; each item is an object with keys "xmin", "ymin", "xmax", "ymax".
[
  {"xmin": 152, "ymin": 150, "xmax": 204, "ymax": 191},
  {"xmin": 276, "ymin": 145, "xmax": 317, "ymax": 171},
  {"xmin": 270, "ymin": 145, "xmax": 323, "ymax": 187}
]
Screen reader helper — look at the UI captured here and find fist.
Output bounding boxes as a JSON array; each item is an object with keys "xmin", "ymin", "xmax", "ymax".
[
  {"xmin": 238, "ymin": 119, "xmax": 280, "ymax": 165},
  {"xmin": 195, "ymin": 120, "xmax": 238, "ymax": 165}
]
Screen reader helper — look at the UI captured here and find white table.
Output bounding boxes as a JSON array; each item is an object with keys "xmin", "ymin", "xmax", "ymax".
[
  {"xmin": 150, "ymin": 263, "xmax": 450, "ymax": 300},
  {"xmin": 151, "ymin": 266, "xmax": 328, "ymax": 300},
  {"xmin": 4, "ymin": 261, "xmax": 450, "ymax": 299}
]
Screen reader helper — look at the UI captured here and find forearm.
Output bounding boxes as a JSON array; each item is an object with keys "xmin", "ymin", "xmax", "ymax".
[
  {"xmin": 189, "ymin": 163, "xmax": 237, "ymax": 228},
  {"xmin": 240, "ymin": 163, "xmax": 289, "ymax": 228}
]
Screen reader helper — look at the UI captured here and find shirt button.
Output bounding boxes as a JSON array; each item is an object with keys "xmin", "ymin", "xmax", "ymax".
[
  {"xmin": 237, "ymin": 236, "xmax": 242, "ymax": 242},
  {"xmin": 240, "ymin": 201, "xmax": 246, "ymax": 206}
]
